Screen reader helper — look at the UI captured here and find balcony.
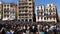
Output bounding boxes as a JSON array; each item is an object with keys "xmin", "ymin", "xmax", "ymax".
[
  {"xmin": 19, "ymin": 12, "xmax": 29, "ymax": 14},
  {"xmin": 47, "ymin": 14, "xmax": 56, "ymax": 17},
  {"xmin": 4, "ymin": 10, "xmax": 9, "ymax": 12},
  {"xmin": 19, "ymin": 13, "xmax": 28, "ymax": 14},
  {"xmin": 19, "ymin": 16, "xmax": 28, "ymax": 18},
  {"xmin": 37, "ymin": 10, "xmax": 44, "ymax": 13},
  {"xmin": 37, "ymin": 15, "xmax": 44, "ymax": 17},
  {"xmin": 19, "ymin": 9, "xmax": 28, "ymax": 11},
  {"xmin": 19, "ymin": 5, "xmax": 28, "ymax": 7},
  {"xmin": 4, "ymin": 13, "xmax": 9, "ymax": 15}
]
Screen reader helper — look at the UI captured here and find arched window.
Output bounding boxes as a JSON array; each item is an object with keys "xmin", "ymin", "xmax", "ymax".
[
  {"xmin": 29, "ymin": 19, "xmax": 32, "ymax": 21},
  {"xmin": 25, "ymin": 19, "xmax": 28, "ymax": 22},
  {"xmin": 22, "ymin": 19, "xmax": 24, "ymax": 22}
]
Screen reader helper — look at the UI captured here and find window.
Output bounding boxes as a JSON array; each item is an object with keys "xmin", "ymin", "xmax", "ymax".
[
  {"xmin": 49, "ymin": 8, "xmax": 52, "ymax": 12},
  {"xmin": 47, "ymin": 18, "xmax": 48, "ymax": 20},
  {"xmin": 41, "ymin": 6, "xmax": 42, "ymax": 8},
  {"xmin": 53, "ymin": 8, "xmax": 54, "ymax": 10},
  {"xmin": 19, "ymin": 11, "xmax": 21, "ymax": 12},
  {"xmin": 25, "ymin": 7, "xmax": 28, "ymax": 9},
  {"xmin": 25, "ymin": 14, "xmax": 27, "ymax": 16},
  {"xmin": 50, "ymin": 13, "xmax": 51, "ymax": 15},
  {"xmin": 29, "ymin": 0, "xmax": 31, "ymax": 1},
  {"xmin": 19, "ymin": 7, "xmax": 20, "ymax": 9},
  {"xmin": 29, "ymin": 7, "xmax": 31, "ymax": 8},
  {"xmin": 53, "ymin": 18, "xmax": 55, "ymax": 20},
  {"xmin": 19, "ymin": 4, "xmax": 21, "ymax": 5},
  {"xmin": 44, "ymin": 13, "xmax": 46, "ymax": 16},
  {"xmin": 4, "ymin": 5, "xmax": 6, "ymax": 7},
  {"xmin": 44, "ymin": 17, "xmax": 46, "ymax": 20},
  {"xmin": 11, "ymin": 5, "xmax": 13, "ymax": 7},
  {"xmin": 4, "ymin": 8, "xmax": 6, "ymax": 10},
  {"xmin": 22, "ymin": 19, "xmax": 24, "ymax": 21},
  {"xmin": 25, "ymin": 11, "xmax": 27, "ymax": 13},
  {"xmin": 37, "ymin": 6, "xmax": 39, "ymax": 8},
  {"xmin": 40, "ymin": 9, "xmax": 43, "ymax": 12},
  {"xmin": 49, "ymin": 5, "xmax": 51, "ymax": 7},
  {"xmin": 29, "ymin": 11, "xmax": 31, "ymax": 12},
  {"xmin": 19, "ymin": 14, "xmax": 21, "ymax": 16},
  {"xmin": 7, "ymin": 8, "xmax": 9, "ymax": 10},
  {"xmin": 41, "ymin": 13, "xmax": 43, "ymax": 15},
  {"xmin": 29, "ymin": 14, "xmax": 31, "ymax": 16},
  {"xmin": 50, "ymin": 18, "xmax": 52, "ymax": 20},
  {"xmin": 46, "ymin": 9, "xmax": 48, "ymax": 12},
  {"xmin": 7, "ymin": 15, "xmax": 9, "ymax": 17},
  {"xmin": 18, "ymin": 20, "xmax": 20, "ymax": 21},
  {"xmin": 4, "ymin": 15, "xmax": 6, "ymax": 17},
  {"xmin": 29, "ymin": 3, "xmax": 31, "ymax": 5},
  {"xmin": 53, "ymin": 13, "xmax": 55, "ymax": 15},
  {"xmin": 25, "ymin": 19, "xmax": 28, "ymax": 22},
  {"xmin": 29, "ymin": 19, "xmax": 32, "ymax": 21},
  {"xmin": 53, "ymin": 8, "xmax": 55, "ymax": 12}
]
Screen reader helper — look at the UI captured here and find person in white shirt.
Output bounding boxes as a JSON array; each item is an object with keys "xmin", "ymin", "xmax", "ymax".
[{"xmin": 23, "ymin": 32, "xmax": 26, "ymax": 34}]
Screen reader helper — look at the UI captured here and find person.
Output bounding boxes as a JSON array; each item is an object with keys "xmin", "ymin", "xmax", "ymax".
[
  {"xmin": 39, "ymin": 26, "xmax": 45, "ymax": 34},
  {"xmin": 53, "ymin": 27, "xmax": 57, "ymax": 34},
  {"xmin": 39, "ymin": 29, "xmax": 45, "ymax": 34},
  {"xmin": 2, "ymin": 29, "xmax": 6, "ymax": 34},
  {"xmin": 0, "ymin": 30, "xmax": 2, "ymax": 34},
  {"xmin": 23, "ymin": 32, "xmax": 26, "ymax": 34},
  {"xmin": 10, "ymin": 29, "xmax": 14, "ymax": 34},
  {"xmin": 23, "ymin": 26, "xmax": 26, "ymax": 33},
  {"xmin": 26, "ymin": 29, "xmax": 29, "ymax": 34},
  {"xmin": 6, "ymin": 30, "xmax": 12, "ymax": 34}
]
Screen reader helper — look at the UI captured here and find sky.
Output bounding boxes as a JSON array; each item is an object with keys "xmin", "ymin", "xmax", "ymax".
[{"xmin": 2, "ymin": 0, "xmax": 60, "ymax": 16}]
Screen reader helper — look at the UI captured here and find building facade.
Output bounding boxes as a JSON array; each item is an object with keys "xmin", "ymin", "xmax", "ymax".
[
  {"xmin": 36, "ymin": 4, "xmax": 58, "ymax": 23},
  {"xmin": 9, "ymin": 3, "xmax": 17, "ymax": 20},
  {"xmin": 45, "ymin": 4, "xmax": 58, "ymax": 22},
  {"xmin": 2, "ymin": 3, "xmax": 17, "ymax": 21},
  {"xmin": 36, "ymin": 5, "xmax": 45, "ymax": 22},
  {"xmin": 0, "ymin": 1, "xmax": 3, "ymax": 20},
  {"xmin": 18, "ymin": 0, "xmax": 34, "ymax": 22},
  {"xmin": 2, "ymin": 3, "xmax": 9, "ymax": 20}
]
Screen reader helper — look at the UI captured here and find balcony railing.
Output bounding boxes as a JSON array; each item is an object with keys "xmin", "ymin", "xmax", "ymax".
[
  {"xmin": 4, "ymin": 13, "xmax": 9, "ymax": 15},
  {"xmin": 46, "ymin": 14, "xmax": 56, "ymax": 17},
  {"xmin": 37, "ymin": 10, "xmax": 44, "ymax": 13},
  {"xmin": 19, "ymin": 12, "xmax": 29, "ymax": 14},
  {"xmin": 19, "ymin": 16, "xmax": 29, "ymax": 18},
  {"xmin": 19, "ymin": 5, "xmax": 28, "ymax": 7},
  {"xmin": 19, "ymin": 9, "xmax": 28, "ymax": 11}
]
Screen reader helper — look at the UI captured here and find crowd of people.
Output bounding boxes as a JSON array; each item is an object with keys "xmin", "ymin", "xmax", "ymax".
[{"xmin": 0, "ymin": 22, "xmax": 60, "ymax": 34}]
